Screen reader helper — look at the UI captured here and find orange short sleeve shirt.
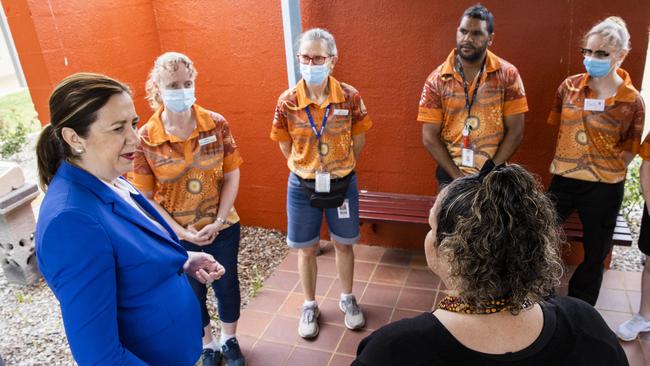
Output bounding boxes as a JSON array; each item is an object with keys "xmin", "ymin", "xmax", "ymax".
[
  {"xmin": 418, "ymin": 49, "xmax": 528, "ymax": 174},
  {"xmin": 548, "ymin": 69, "xmax": 647, "ymax": 183},
  {"xmin": 129, "ymin": 105, "xmax": 243, "ymax": 230},
  {"xmin": 270, "ymin": 76, "xmax": 372, "ymax": 179}
]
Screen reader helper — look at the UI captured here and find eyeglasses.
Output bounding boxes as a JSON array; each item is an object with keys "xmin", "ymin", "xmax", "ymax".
[
  {"xmin": 297, "ymin": 54, "xmax": 331, "ymax": 65},
  {"xmin": 580, "ymin": 47, "xmax": 610, "ymax": 58}
]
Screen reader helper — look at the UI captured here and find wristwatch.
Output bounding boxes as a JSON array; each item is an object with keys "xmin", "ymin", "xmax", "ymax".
[{"xmin": 216, "ymin": 217, "xmax": 226, "ymax": 225}]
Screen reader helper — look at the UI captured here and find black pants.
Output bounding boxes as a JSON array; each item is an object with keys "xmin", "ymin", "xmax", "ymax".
[
  {"xmin": 639, "ymin": 204, "xmax": 650, "ymax": 255},
  {"xmin": 435, "ymin": 166, "xmax": 454, "ymax": 191},
  {"xmin": 548, "ymin": 175, "xmax": 624, "ymax": 305}
]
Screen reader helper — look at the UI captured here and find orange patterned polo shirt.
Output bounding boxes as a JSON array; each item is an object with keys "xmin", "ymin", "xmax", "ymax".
[
  {"xmin": 548, "ymin": 69, "xmax": 647, "ymax": 183},
  {"xmin": 418, "ymin": 49, "xmax": 528, "ymax": 174},
  {"xmin": 271, "ymin": 76, "xmax": 372, "ymax": 179},
  {"xmin": 129, "ymin": 104, "xmax": 243, "ymax": 230}
]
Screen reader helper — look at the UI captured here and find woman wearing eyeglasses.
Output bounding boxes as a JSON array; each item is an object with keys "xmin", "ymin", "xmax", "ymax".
[
  {"xmin": 270, "ymin": 28, "xmax": 372, "ymax": 339},
  {"xmin": 547, "ymin": 16, "xmax": 647, "ymax": 306}
]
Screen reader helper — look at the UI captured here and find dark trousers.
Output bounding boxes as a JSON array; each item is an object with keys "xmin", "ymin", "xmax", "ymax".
[
  {"xmin": 639, "ymin": 204, "xmax": 650, "ymax": 255},
  {"xmin": 548, "ymin": 176, "xmax": 624, "ymax": 305},
  {"xmin": 180, "ymin": 223, "xmax": 241, "ymax": 326},
  {"xmin": 435, "ymin": 166, "xmax": 454, "ymax": 191}
]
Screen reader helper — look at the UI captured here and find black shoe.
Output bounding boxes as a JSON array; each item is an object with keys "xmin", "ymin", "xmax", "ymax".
[
  {"xmin": 201, "ymin": 348, "xmax": 222, "ymax": 366},
  {"xmin": 221, "ymin": 337, "xmax": 246, "ymax": 366}
]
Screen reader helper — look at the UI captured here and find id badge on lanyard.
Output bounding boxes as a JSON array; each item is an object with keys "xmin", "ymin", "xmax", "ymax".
[
  {"xmin": 461, "ymin": 126, "xmax": 474, "ymax": 167},
  {"xmin": 306, "ymin": 105, "xmax": 332, "ymax": 192},
  {"xmin": 457, "ymin": 55, "xmax": 485, "ymax": 169}
]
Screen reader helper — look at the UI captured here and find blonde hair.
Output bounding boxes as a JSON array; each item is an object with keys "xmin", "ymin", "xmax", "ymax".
[
  {"xmin": 145, "ymin": 52, "xmax": 197, "ymax": 110},
  {"xmin": 584, "ymin": 16, "xmax": 631, "ymax": 52}
]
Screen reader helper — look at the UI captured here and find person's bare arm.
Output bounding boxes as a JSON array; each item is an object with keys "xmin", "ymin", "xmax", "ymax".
[
  {"xmin": 422, "ymin": 123, "xmax": 463, "ymax": 179},
  {"xmin": 352, "ymin": 133, "xmax": 366, "ymax": 159},
  {"xmin": 492, "ymin": 113, "xmax": 524, "ymax": 165}
]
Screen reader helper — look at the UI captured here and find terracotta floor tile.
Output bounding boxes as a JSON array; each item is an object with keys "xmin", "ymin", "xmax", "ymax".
[
  {"xmin": 359, "ymin": 303, "xmax": 393, "ymax": 331},
  {"xmin": 405, "ymin": 268, "xmax": 440, "ymax": 289},
  {"xmin": 624, "ymin": 271, "xmax": 643, "ymax": 291},
  {"xmin": 379, "ymin": 249, "xmax": 413, "ymax": 267},
  {"xmin": 278, "ymin": 253, "xmax": 299, "ymax": 272},
  {"xmin": 263, "ymin": 269, "xmax": 300, "ymax": 292},
  {"xmin": 353, "ymin": 261, "xmax": 377, "ymax": 282},
  {"xmin": 248, "ymin": 339, "xmax": 293, "ymax": 366},
  {"xmin": 409, "ymin": 253, "xmax": 428, "ymax": 269},
  {"xmin": 325, "ymin": 279, "xmax": 368, "ymax": 300},
  {"xmin": 621, "ymin": 340, "xmax": 646, "ymax": 366},
  {"xmin": 245, "ymin": 289, "xmax": 289, "ymax": 313},
  {"xmin": 396, "ymin": 287, "xmax": 436, "ymax": 312},
  {"xmin": 595, "ymin": 288, "xmax": 633, "ymax": 313},
  {"xmin": 360, "ymin": 283, "xmax": 401, "ymax": 308},
  {"xmin": 601, "ymin": 270, "xmax": 627, "ymax": 290},
  {"xmin": 598, "ymin": 309, "xmax": 633, "ymax": 333},
  {"xmin": 329, "ymin": 353, "xmax": 356, "ymax": 366},
  {"xmin": 319, "ymin": 298, "xmax": 345, "ymax": 325},
  {"xmin": 627, "ymin": 291, "xmax": 641, "ymax": 314},
  {"xmin": 297, "ymin": 322, "xmax": 346, "ymax": 351},
  {"xmin": 317, "ymin": 257, "xmax": 339, "ymax": 277},
  {"xmin": 369, "ymin": 264, "xmax": 409, "ymax": 286},
  {"xmin": 295, "ymin": 275, "xmax": 335, "ymax": 297},
  {"xmin": 336, "ymin": 328, "xmax": 373, "ymax": 356},
  {"xmin": 261, "ymin": 314, "xmax": 300, "ymax": 345},
  {"xmin": 286, "ymin": 346, "xmax": 332, "ymax": 366},
  {"xmin": 238, "ymin": 309, "xmax": 274, "ymax": 337},
  {"xmin": 354, "ymin": 244, "xmax": 385, "ymax": 263},
  {"xmin": 278, "ymin": 292, "xmax": 308, "ymax": 318},
  {"xmin": 390, "ymin": 308, "xmax": 423, "ymax": 322},
  {"xmin": 638, "ymin": 329, "xmax": 650, "ymax": 342}
]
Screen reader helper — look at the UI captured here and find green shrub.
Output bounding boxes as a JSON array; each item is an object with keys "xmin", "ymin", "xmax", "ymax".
[
  {"xmin": 623, "ymin": 156, "xmax": 643, "ymax": 220},
  {"xmin": 0, "ymin": 120, "xmax": 28, "ymax": 158}
]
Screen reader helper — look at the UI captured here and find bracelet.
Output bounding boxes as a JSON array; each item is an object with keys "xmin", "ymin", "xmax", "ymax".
[{"xmin": 216, "ymin": 217, "xmax": 226, "ymax": 225}]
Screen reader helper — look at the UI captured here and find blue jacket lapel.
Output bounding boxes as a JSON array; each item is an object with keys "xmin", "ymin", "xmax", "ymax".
[{"xmin": 57, "ymin": 162, "xmax": 184, "ymax": 252}]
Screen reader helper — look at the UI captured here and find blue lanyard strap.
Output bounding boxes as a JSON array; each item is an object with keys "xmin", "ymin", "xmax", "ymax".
[{"xmin": 305, "ymin": 104, "xmax": 331, "ymax": 139}]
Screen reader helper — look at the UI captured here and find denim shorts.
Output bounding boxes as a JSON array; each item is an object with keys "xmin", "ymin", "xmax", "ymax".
[{"xmin": 286, "ymin": 172, "xmax": 360, "ymax": 248}]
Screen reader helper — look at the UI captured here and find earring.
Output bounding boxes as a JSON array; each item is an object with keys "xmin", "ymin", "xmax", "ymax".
[{"xmin": 75, "ymin": 148, "xmax": 84, "ymax": 154}]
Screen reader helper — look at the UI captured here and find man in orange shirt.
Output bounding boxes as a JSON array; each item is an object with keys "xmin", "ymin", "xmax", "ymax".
[{"xmin": 419, "ymin": 4, "xmax": 527, "ymax": 187}]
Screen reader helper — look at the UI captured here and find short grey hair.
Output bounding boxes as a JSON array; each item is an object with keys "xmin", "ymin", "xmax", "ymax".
[
  {"xmin": 584, "ymin": 16, "xmax": 631, "ymax": 52},
  {"xmin": 298, "ymin": 28, "xmax": 338, "ymax": 56}
]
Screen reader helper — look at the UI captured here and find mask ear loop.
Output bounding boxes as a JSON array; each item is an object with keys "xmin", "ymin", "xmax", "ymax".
[{"xmin": 476, "ymin": 159, "xmax": 505, "ymax": 183}]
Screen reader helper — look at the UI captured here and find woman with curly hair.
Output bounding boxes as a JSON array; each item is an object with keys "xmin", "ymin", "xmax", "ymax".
[{"xmin": 353, "ymin": 163, "xmax": 627, "ymax": 365}]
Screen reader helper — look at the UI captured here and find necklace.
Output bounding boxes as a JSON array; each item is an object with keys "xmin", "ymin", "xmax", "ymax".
[{"xmin": 437, "ymin": 295, "xmax": 533, "ymax": 314}]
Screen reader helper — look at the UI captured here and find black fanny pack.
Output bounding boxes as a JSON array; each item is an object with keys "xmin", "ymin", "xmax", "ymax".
[{"xmin": 297, "ymin": 171, "xmax": 355, "ymax": 208}]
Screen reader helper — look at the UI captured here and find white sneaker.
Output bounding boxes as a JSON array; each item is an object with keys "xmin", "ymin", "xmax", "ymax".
[
  {"xmin": 298, "ymin": 305, "xmax": 320, "ymax": 339},
  {"xmin": 617, "ymin": 314, "xmax": 650, "ymax": 341},
  {"xmin": 339, "ymin": 295, "xmax": 366, "ymax": 330}
]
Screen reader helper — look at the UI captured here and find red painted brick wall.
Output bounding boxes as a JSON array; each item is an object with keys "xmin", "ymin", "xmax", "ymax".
[{"xmin": 5, "ymin": 0, "xmax": 649, "ymax": 250}]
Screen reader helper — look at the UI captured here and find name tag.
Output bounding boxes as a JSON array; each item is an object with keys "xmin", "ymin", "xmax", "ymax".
[
  {"xmin": 198, "ymin": 135, "xmax": 217, "ymax": 146},
  {"xmin": 333, "ymin": 109, "xmax": 349, "ymax": 116},
  {"xmin": 315, "ymin": 171, "xmax": 331, "ymax": 193},
  {"xmin": 461, "ymin": 148, "xmax": 474, "ymax": 167},
  {"xmin": 584, "ymin": 98, "xmax": 605, "ymax": 112},
  {"xmin": 337, "ymin": 199, "xmax": 350, "ymax": 219}
]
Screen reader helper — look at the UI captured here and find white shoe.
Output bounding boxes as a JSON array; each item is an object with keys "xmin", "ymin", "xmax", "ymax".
[
  {"xmin": 298, "ymin": 305, "xmax": 320, "ymax": 339},
  {"xmin": 339, "ymin": 295, "xmax": 365, "ymax": 330},
  {"xmin": 617, "ymin": 314, "xmax": 650, "ymax": 341}
]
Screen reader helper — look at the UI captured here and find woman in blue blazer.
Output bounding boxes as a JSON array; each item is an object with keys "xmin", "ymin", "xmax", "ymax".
[{"xmin": 35, "ymin": 73, "xmax": 225, "ymax": 365}]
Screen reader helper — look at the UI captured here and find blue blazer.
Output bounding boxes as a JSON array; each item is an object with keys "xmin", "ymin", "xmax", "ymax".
[{"xmin": 36, "ymin": 162, "xmax": 202, "ymax": 365}]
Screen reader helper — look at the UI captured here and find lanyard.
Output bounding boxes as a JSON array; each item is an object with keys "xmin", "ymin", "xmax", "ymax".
[
  {"xmin": 457, "ymin": 55, "xmax": 486, "ymax": 147},
  {"xmin": 305, "ymin": 105, "xmax": 332, "ymax": 161},
  {"xmin": 457, "ymin": 55, "xmax": 486, "ymax": 122}
]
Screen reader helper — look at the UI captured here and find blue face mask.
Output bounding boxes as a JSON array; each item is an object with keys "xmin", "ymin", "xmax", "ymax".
[
  {"xmin": 162, "ymin": 87, "xmax": 196, "ymax": 113},
  {"xmin": 583, "ymin": 57, "xmax": 613, "ymax": 78},
  {"xmin": 300, "ymin": 63, "xmax": 330, "ymax": 85}
]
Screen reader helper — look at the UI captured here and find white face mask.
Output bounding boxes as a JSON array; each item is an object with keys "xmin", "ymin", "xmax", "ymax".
[
  {"xmin": 162, "ymin": 87, "xmax": 196, "ymax": 113},
  {"xmin": 300, "ymin": 63, "xmax": 330, "ymax": 85}
]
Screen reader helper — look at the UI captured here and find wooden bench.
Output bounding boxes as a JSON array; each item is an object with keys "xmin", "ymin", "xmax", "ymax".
[{"xmin": 358, "ymin": 190, "xmax": 632, "ymax": 246}]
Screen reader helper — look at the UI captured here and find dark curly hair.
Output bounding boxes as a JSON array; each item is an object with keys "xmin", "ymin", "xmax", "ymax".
[{"xmin": 435, "ymin": 164, "xmax": 563, "ymax": 314}]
